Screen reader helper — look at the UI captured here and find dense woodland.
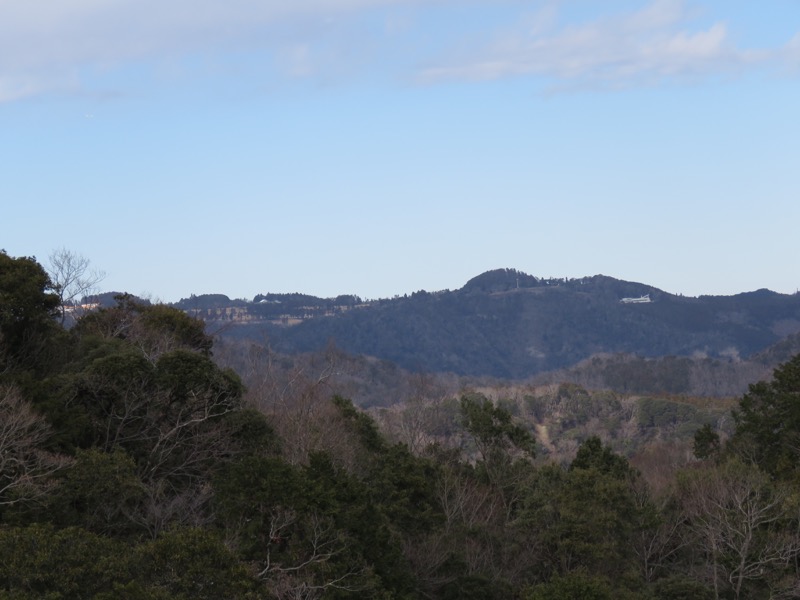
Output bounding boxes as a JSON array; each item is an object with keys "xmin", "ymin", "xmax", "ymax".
[
  {"xmin": 3, "ymin": 251, "xmax": 800, "ymax": 599},
  {"xmin": 200, "ymin": 268, "xmax": 800, "ymax": 382}
]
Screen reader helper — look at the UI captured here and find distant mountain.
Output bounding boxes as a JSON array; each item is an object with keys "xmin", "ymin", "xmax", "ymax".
[{"xmin": 180, "ymin": 269, "xmax": 800, "ymax": 381}]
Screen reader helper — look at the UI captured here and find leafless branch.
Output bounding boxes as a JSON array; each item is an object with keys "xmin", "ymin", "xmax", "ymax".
[
  {"xmin": 256, "ymin": 510, "xmax": 370, "ymax": 599},
  {"xmin": 0, "ymin": 385, "xmax": 71, "ymax": 505},
  {"xmin": 47, "ymin": 248, "xmax": 105, "ymax": 324}
]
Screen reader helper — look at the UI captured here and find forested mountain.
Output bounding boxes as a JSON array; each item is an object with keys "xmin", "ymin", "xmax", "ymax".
[
  {"xmin": 5, "ymin": 251, "xmax": 800, "ymax": 599},
  {"xmin": 192, "ymin": 268, "xmax": 800, "ymax": 381}
]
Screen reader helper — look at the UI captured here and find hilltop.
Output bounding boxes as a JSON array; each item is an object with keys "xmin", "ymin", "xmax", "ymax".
[{"xmin": 167, "ymin": 268, "xmax": 800, "ymax": 385}]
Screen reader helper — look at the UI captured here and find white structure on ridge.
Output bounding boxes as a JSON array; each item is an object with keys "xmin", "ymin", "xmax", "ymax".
[{"xmin": 620, "ymin": 294, "xmax": 651, "ymax": 304}]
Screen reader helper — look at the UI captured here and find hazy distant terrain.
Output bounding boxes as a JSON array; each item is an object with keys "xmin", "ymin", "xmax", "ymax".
[{"xmin": 172, "ymin": 269, "xmax": 800, "ymax": 391}]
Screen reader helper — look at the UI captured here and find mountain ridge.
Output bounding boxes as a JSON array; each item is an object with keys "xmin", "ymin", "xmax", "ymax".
[{"xmin": 162, "ymin": 268, "xmax": 799, "ymax": 381}]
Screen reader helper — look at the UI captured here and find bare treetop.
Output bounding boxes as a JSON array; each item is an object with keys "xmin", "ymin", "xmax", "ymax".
[{"xmin": 47, "ymin": 248, "xmax": 106, "ymax": 324}]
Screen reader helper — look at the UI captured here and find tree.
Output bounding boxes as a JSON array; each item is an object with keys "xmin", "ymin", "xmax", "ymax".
[
  {"xmin": 129, "ymin": 528, "xmax": 261, "ymax": 599},
  {"xmin": 0, "ymin": 524, "xmax": 262, "ymax": 599},
  {"xmin": 629, "ymin": 481, "xmax": 692, "ymax": 585},
  {"xmin": 730, "ymin": 354, "xmax": 800, "ymax": 479},
  {"xmin": 74, "ymin": 296, "xmax": 213, "ymax": 360},
  {"xmin": 0, "ymin": 251, "xmax": 60, "ymax": 373},
  {"xmin": 379, "ymin": 372, "xmax": 451, "ymax": 455},
  {"xmin": 678, "ymin": 460, "xmax": 800, "ymax": 600},
  {"xmin": 0, "ymin": 524, "xmax": 128, "ymax": 598},
  {"xmin": 0, "ymin": 385, "xmax": 69, "ymax": 508},
  {"xmin": 520, "ymin": 439, "xmax": 644, "ymax": 585},
  {"xmin": 46, "ymin": 248, "xmax": 105, "ymax": 325},
  {"xmin": 693, "ymin": 424, "xmax": 721, "ymax": 461},
  {"xmin": 459, "ymin": 394, "xmax": 536, "ymax": 462},
  {"xmin": 525, "ymin": 571, "xmax": 615, "ymax": 600},
  {"xmin": 44, "ymin": 447, "xmax": 145, "ymax": 536},
  {"xmin": 652, "ymin": 575, "xmax": 714, "ymax": 600},
  {"xmin": 213, "ymin": 454, "xmax": 384, "ymax": 598},
  {"xmin": 240, "ymin": 344, "xmax": 350, "ymax": 467},
  {"xmin": 459, "ymin": 394, "xmax": 536, "ymax": 518},
  {"xmin": 44, "ymin": 303, "xmax": 244, "ymax": 535},
  {"xmin": 570, "ymin": 436, "xmax": 634, "ymax": 479}
]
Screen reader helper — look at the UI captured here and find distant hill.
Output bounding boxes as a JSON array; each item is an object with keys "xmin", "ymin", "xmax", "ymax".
[{"xmin": 178, "ymin": 269, "xmax": 800, "ymax": 382}]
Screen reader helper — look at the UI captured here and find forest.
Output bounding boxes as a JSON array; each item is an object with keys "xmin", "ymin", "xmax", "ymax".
[
  {"xmin": 178, "ymin": 268, "xmax": 800, "ymax": 384},
  {"xmin": 2, "ymin": 250, "xmax": 800, "ymax": 599}
]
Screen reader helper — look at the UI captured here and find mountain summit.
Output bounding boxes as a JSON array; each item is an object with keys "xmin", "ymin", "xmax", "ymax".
[{"xmin": 193, "ymin": 269, "xmax": 800, "ymax": 379}]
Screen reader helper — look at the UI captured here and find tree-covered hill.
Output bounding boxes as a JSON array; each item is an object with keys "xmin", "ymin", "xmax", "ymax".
[
  {"xmin": 210, "ymin": 269, "xmax": 800, "ymax": 380},
  {"xmin": 5, "ymin": 251, "xmax": 800, "ymax": 599}
]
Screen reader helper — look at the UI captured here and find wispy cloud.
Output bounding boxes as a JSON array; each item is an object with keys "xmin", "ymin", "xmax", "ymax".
[
  {"xmin": 419, "ymin": 0, "xmax": 778, "ymax": 89},
  {"xmin": 0, "ymin": 0, "xmax": 796, "ymax": 101},
  {"xmin": 784, "ymin": 32, "xmax": 800, "ymax": 71},
  {"xmin": 0, "ymin": 0, "xmax": 427, "ymax": 100}
]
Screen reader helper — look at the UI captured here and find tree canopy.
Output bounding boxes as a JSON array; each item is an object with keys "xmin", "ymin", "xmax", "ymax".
[{"xmin": 2, "ymin": 252, "xmax": 800, "ymax": 599}]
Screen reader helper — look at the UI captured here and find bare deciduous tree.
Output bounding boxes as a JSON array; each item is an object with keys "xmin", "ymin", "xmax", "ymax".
[
  {"xmin": 378, "ymin": 373, "xmax": 452, "ymax": 456},
  {"xmin": 47, "ymin": 247, "xmax": 105, "ymax": 323},
  {"xmin": 630, "ymin": 481, "xmax": 694, "ymax": 583},
  {"xmin": 680, "ymin": 461, "xmax": 800, "ymax": 600},
  {"xmin": 256, "ymin": 510, "xmax": 370, "ymax": 600},
  {"xmin": 0, "ymin": 385, "xmax": 70, "ymax": 505},
  {"xmin": 243, "ymin": 344, "xmax": 364, "ymax": 469}
]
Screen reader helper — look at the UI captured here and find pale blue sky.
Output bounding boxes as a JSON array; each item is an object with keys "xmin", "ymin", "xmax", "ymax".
[{"xmin": 2, "ymin": 1, "xmax": 799, "ymax": 301}]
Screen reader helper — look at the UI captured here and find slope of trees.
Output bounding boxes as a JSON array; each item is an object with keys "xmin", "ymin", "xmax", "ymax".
[
  {"xmin": 210, "ymin": 270, "xmax": 800, "ymax": 381},
  {"xmin": 2, "ymin": 252, "xmax": 800, "ymax": 599}
]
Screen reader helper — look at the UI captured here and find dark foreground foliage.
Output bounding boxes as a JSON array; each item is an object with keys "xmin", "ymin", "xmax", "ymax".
[{"xmin": 1, "ymin": 252, "xmax": 800, "ymax": 599}]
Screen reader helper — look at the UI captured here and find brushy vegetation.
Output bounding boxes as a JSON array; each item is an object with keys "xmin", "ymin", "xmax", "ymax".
[{"xmin": 2, "ymin": 251, "xmax": 800, "ymax": 599}]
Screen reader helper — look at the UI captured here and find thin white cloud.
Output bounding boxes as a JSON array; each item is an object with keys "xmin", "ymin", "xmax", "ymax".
[
  {"xmin": 420, "ymin": 0, "xmax": 772, "ymax": 88},
  {"xmin": 0, "ymin": 0, "xmax": 429, "ymax": 100},
  {"xmin": 784, "ymin": 32, "xmax": 800, "ymax": 70},
  {"xmin": 0, "ymin": 0, "xmax": 796, "ymax": 101}
]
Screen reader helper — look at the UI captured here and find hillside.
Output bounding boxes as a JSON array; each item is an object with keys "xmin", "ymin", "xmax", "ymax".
[
  {"xmin": 194, "ymin": 269, "xmax": 800, "ymax": 381},
  {"xmin": 6, "ymin": 252, "xmax": 800, "ymax": 599}
]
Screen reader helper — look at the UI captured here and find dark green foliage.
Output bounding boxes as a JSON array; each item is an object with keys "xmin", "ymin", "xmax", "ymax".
[
  {"xmin": 75, "ymin": 295, "xmax": 212, "ymax": 356},
  {"xmin": 638, "ymin": 397, "xmax": 700, "ymax": 429},
  {"xmin": 460, "ymin": 393, "xmax": 536, "ymax": 460},
  {"xmin": 0, "ymin": 524, "xmax": 261, "ymax": 600},
  {"xmin": 128, "ymin": 528, "xmax": 260, "ymax": 599},
  {"xmin": 521, "ymin": 440, "xmax": 644, "ymax": 585},
  {"xmin": 43, "ymin": 448, "xmax": 144, "ymax": 536},
  {"xmin": 331, "ymin": 395, "xmax": 386, "ymax": 454},
  {"xmin": 219, "ymin": 408, "xmax": 282, "ymax": 457},
  {"xmin": 214, "ymin": 400, "xmax": 443, "ymax": 596},
  {"xmin": 731, "ymin": 354, "xmax": 800, "ymax": 479},
  {"xmin": 693, "ymin": 424, "xmax": 721, "ymax": 460},
  {"xmin": 570, "ymin": 436, "xmax": 635, "ymax": 479},
  {"xmin": 213, "ymin": 455, "xmax": 309, "ymax": 559},
  {"xmin": 154, "ymin": 349, "xmax": 243, "ymax": 410},
  {"xmin": 173, "ymin": 293, "xmax": 241, "ymax": 311},
  {"xmin": 367, "ymin": 443, "xmax": 442, "ymax": 534},
  {"xmin": 525, "ymin": 572, "xmax": 615, "ymax": 600},
  {"xmin": 301, "ymin": 446, "xmax": 424, "ymax": 595},
  {"xmin": 6, "ymin": 255, "xmax": 800, "ymax": 599},
  {"xmin": 44, "ymin": 346, "xmax": 243, "ymax": 491},
  {"xmin": 439, "ymin": 574, "xmax": 513, "ymax": 600},
  {"xmin": 652, "ymin": 575, "xmax": 714, "ymax": 600},
  {"xmin": 139, "ymin": 304, "xmax": 213, "ymax": 355},
  {"xmin": 0, "ymin": 252, "xmax": 60, "ymax": 374},
  {"xmin": 214, "ymin": 450, "xmax": 415, "ymax": 597},
  {"xmin": 331, "ymin": 394, "xmax": 443, "ymax": 531},
  {"xmin": 459, "ymin": 393, "xmax": 537, "ymax": 518},
  {"xmin": 0, "ymin": 524, "xmax": 128, "ymax": 598}
]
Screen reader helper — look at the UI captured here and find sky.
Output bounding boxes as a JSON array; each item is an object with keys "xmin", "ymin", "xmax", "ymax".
[{"xmin": 2, "ymin": 0, "xmax": 799, "ymax": 302}]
